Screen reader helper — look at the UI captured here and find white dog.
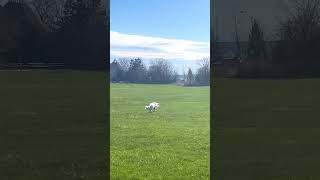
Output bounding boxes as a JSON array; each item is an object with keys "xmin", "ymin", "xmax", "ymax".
[{"xmin": 145, "ymin": 102, "xmax": 160, "ymax": 112}]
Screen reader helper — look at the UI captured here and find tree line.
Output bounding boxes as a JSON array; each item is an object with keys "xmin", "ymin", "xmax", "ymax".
[
  {"xmin": 213, "ymin": 0, "xmax": 320, "ymax": 78},
  {"xmin": 2, "ymin": 0, "xmax": 107, "ymax": 70},
  {"xmin": 111, "ymin": 58, "xmax": 210, "ymax": 86}
]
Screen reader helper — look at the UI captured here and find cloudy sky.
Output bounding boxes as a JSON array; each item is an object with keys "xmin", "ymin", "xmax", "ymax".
[
  {"xmin": 110, "ymin": 0, "xmax": 210, "ymax": 73},
  {"xmin": 110, "ymin": 31, "xmax": 209, "ymax": 60}
]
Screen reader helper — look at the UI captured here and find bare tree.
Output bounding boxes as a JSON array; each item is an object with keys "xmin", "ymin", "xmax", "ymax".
[
  {"xmin": 31, "ymin": 0, "xmax": 64, "ymax": 31},
  {"xmin": 147, "ymin": 59, "xmax": 177, "ymax": 84},
  {"xmin": 115, "ymin": 58, "xmax": 131, "ymax": 80},
  {"xmin": 278, "ymin": 0, "xmax": 320, "ymax": 41},
  {"xmin": 195, "ymin": 57, "xmax": 210, "ymax": 85},
  {"xmin": 110, "ymin": 60, "xmax": 122, "ymax": 82},
  {"xmin": 274, "ymin": 0, "xmax": 320, "ymax": 76},
  {"xmin": 117, "ymin": 58, "xmax": 130, "ymax": 72}
]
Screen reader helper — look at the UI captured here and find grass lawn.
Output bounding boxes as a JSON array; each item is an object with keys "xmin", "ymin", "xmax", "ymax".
[
  {"xmin": 0, "ymin": 70, "xmax": 108, "ymax": 180},
  {"xmin": 111, "ymin": 84, "xmax": 210, "ymax": 179},
  {"xmin": 213, "ymin": 79, "xmax": 320, "ymax": 180}
]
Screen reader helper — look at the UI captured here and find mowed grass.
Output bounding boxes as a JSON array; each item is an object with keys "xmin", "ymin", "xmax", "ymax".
[
  {"xmin": 213, "ymin": 79, "xmax": 320, "ymax": 180},
  {"xmin": 111, "ymin": 84, "xmax": 210, "ymax": 179},
  {"xmin": 0, "ymin": 70, "xmax": 107, "ymax": 180}
]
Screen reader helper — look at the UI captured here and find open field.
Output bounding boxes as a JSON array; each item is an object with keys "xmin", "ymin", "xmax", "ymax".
[
  {"xmin": 111, "ymin": 84, "xmax": 210, "ymax": 179},
  {"xmin": 0, "ymin": 70, "xmax": 107, "ymax": 180},
  {"xmin": 213, "ymin": 79, "xmax": 320, "ymax": 180}
]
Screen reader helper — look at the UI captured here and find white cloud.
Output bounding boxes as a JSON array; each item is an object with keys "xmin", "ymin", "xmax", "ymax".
[{"xmin": 110, "ymin": 31, "xmax": 209, "ymax": 61}]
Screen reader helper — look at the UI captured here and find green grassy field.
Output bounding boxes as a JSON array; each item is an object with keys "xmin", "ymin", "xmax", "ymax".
[
  {"xmin": 8, "ymin": 71, "xmax": 319, "ymax": 179},
  {"xmin": 0, "ymin": 70, "xmax": 108, "ymax": 180},
  {"xmin": 213, "ymin": 79, "xmax": 320, "ymax": 180},
  {"xmin": 111, "ymin": 84, "xmax": 210, "ymax": 179}
]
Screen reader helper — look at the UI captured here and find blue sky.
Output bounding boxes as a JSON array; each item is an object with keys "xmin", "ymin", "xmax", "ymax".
[{"xmin": 110, "ymin": 0, "xmax": 210, "ymax": 73}]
